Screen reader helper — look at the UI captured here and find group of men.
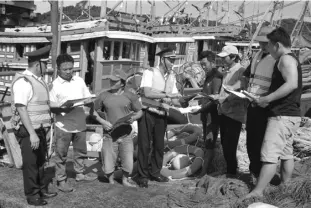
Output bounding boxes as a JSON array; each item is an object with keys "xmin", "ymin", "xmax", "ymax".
[{"xmin": 10, "ymin": 26, "xmax": 302, "ymax": 206}]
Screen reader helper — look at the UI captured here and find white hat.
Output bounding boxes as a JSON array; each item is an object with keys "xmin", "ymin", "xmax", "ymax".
[{"xmin": 217, "ymin": 45, "xmax": 239, "ymax": 57}]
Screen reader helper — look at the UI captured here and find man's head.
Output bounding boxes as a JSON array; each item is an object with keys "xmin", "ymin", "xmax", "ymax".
[
  {"xmin": 56, "ymin": 54, "xmax": 74, "ymax": 81},
  {"xmin": 266, "ymin": 27, "xmax": 291, "ymax": 59},
  {"xmin": 25, "ymin": 45, "xmax": 51, "ymax": 76},
  {"xmin": 217, "ymin": 45, "xmax": 240, "ymax": 66},
  {"xmin": 255, "ymin": 26, "xmax": 275, "ymax": 53},
  {"xmin": 108, "ymin": 68, "xmax": 128, "ymax": 94},
  {"xmin": 199, "ymin": 50, "xmax": 215, "ymax": 72},
  {"xmin": 156, "ymin": 47, "xmax": 176, "ymax": 72}
]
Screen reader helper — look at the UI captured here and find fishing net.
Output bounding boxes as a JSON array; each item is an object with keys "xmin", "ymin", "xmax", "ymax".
[{"xmin": 293, "ymin": 117, "xmax": 311, "ymax": 158}]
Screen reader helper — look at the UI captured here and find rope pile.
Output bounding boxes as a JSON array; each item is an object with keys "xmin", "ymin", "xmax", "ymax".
[{"xmin": 293, "ymin": 117, "xmax": 311, "ymax": 158}]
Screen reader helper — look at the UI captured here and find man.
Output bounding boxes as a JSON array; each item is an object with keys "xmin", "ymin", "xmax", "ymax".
[
  {"xmin": 92, "ymin": 68, "xmax": 143, "ymax": 187},
  {"xmin": 10, "ymin": 45, "xmax": 57, "ymax": 206},
  {"xmin": 49, "ymin": 54, "xmax": 97, "ymax": 193},
  {"xmin": 243, "ymin": 26, "xmax": 276, "ymax": 179},
  {"xmin": 136, "ymin": 47, "xmax": 181, "ymax": 188},
  {"xmin": 246, "ymin": 27, "xmax": 302, "ymax": 198},
  {"xmin": 187, "ymin": 50, "xmax": 222, "ymax": 176}
]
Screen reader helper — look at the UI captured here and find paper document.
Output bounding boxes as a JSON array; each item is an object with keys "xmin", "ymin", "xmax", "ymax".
[
  {"xmin": 241, "ymin": 90, "xmax": 259, "ymax": 101},
  {"xmin": 60, "ymin": 94, "xmax": 96, "ymax": 108},
  {"xmin": 222, "ymin": 85, "xmax": 248, "ymax": 99},
  {"xmin": 179, "ymin": 106, "xmax": 201, "ymax": 114}
]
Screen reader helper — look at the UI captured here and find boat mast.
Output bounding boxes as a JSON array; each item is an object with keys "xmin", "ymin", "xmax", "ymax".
[
  {"xmin": 49, "ymin": 0, "xmax": 59, "ymax": 78},
  {"xmin": 100, "ymin": 0, "xmax": 107, "ymax": 18},
  {"xmin": 57, "ymin": 0, "xmax": 63, "ymax": 62},
  {"xmin": 291, "ymin": 0, "xmax": 310, "ymax": 46},
  {"xmin": 151, "ymin": 0, "xmax": 156, "ymax": 21}
]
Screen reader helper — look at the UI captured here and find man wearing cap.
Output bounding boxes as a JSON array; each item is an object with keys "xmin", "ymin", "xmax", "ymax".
[
  {"xmin": 49, "ymin": 54, "xmax": 97, "ymax": 193},
  {"xmin": 91, "ymin": 68, "xmax": 143, "ymax": 187},
  {"xmin": 243, "ymin": 26, "xmax": 276, "ymax": 180},
  {"xmin": 212, "ymin": 45, "xmax": 248, "ymax": 175},
  {"xmin": 10, "ymin": 45, "xmax": 57, "ymax": 206},
  {"xmin": 136, "ymin": 47, "xmax": 181, "ymax": 188}
]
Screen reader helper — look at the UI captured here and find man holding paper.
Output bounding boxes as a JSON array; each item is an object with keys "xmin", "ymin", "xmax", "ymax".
[
  {"xmin": 242, "ymin": 26, "xmax": 276, "ymax": 179},
  {"xmin": 49, "ymin": 54, "xmax": 97, "ymax": 193},
  {"xmin": 92, "ymin": 68, "xmax": 143, "ymax": 187}
]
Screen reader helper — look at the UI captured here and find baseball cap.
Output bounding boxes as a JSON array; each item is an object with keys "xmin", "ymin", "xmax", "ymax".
[
  {"xmin": 217, "ymin": 45, "xmax": 239, "ymax": 57},
  {"xmin": 254, "ymin": 26, "xmax": 275, "ymax": 42}
]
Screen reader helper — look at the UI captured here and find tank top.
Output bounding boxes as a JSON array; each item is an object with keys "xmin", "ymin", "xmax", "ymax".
[{"xmin": 268, "ymin": 53, "xmax": 302, "ymax": 116}]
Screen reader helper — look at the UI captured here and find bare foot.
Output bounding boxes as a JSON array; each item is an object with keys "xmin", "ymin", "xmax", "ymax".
[
  {"xmin": 244, "ymin": 191, "xmax": 263, "ymax": 200},
  {"xmin": 108, "ymin": 174, "xmax": 114, "ymax": 184},
  {"xmin": 122, "ymin": 178, "xmax": 136, "ymax": 187}
]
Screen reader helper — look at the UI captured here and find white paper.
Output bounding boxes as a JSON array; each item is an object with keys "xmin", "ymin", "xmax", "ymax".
[
  {"xmin": 178, "ymin": 106, "xmax": 201, "ymax": 114},
  {"xmin": 60, "ymin": 94, "xmax": 96, "ymax": 108},
  {"xmin": 222, "ymin": 85, "xmax": 248, "ymax": 99}
]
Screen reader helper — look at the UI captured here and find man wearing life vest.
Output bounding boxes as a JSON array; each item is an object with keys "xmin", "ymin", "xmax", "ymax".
[
  {"xmin": 10, "ymin": 45, "xmax": 57, "ymax": 206},
  {"xmin": 246, "ymin": 27, "xmax": 302, "ymax": 198},
  {"xmin": 49, "ymin": 54, "xmax": 97, "ymax": 193},
  {"xmin": 243, "ymin": 26, "xmax": 276, "ymax": 179},
  {"xmin": 135, "ymin": 47, "xmax": 181, "ymax": 188}
]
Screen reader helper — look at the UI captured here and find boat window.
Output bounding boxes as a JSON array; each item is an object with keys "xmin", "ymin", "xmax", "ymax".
[
  {"xmin": 113, "ymin": 41, "xmax": 121, "ymax": 60},
  {"xmin": 177, "ymin": 43, "xmax": 186, "ymax": 55},
  {"xmin": 136, "ymin": 44, "xmax": 140, "ymax": 61},
  {"xmin": 122, "ymin": 42, "xmax": 131, "ymax": 59},
  {"xmin": 15, "ymin": 44, "xmax": 24, "ymax": 58},
  {"xmin": 132, "ymin": 43, "xmax": 137, "ymax": 60},
  {"xmin": 70, "ymin": 42, "xmax": 80, "ymax": 53},
  {"xmin": 61, "ymin": 43, "xmax": 68, "ymax": 54},
  {"xmin": 103, "ymin": 41, "xmax": 111, "ymax": 60}
]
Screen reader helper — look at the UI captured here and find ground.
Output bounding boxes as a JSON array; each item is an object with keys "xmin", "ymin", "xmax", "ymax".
[{"xmin": 0, "ymin": 151, "xmax": 200, "ymax": 208}]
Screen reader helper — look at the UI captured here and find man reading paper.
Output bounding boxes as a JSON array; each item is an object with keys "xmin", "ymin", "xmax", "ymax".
[{"xmin": 49, "ymin": 54, "xmax": 97, "ymax": 193}]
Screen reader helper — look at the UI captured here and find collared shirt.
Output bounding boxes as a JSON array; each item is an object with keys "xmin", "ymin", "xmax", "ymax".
[
  {"xmin": 49, "ymin": 75, "xmax": 92, "ymax": 133},
  {"xmin": 13, "ymin": 70, "xmax": 44, "ymax": 106},
  {"xmin": 218, "ymin": 63, "xmax": 248, "ymax": 123},
  {"xmin": 140, "ymin": 68, "xmax": 179, "ymax": 94}
]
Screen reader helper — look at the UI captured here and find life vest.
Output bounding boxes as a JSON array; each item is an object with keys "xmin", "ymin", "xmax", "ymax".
[
  {"xmin": 161, "ymin": 145, "xmax": 204, "ymax": 179},
  {"xmin": 247, "ymin": 50, "xmax": 276, "ymax": 96},
  {"xmin": 10, "ymin": 72, "xmax": 51, "ymax": 130}
]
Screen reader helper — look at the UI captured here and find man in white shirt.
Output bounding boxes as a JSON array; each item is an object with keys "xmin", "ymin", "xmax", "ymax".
[
  {"xmin": 49, "ymin": 54, "xmax": 97, "ymax": 192},
  {"xmin": 11, "ymin": 45, "xmax": 57, "ymax": 206},
  {"xmin": 135, "ymin": 47, "xmax": 180, "ymax": 188}
]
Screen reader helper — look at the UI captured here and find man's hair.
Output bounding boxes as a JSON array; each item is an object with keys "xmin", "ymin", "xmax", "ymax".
[
  {"xmin": 266, "ymin": 27, "xmax": 291, "ymax": 48},
  {"xmin": 229, "ymin": 54, "xmax": 240, "ymax": 63},
  {"xmin": 56, "ymin": 53, "xmax": 74, "ymax": 69}
]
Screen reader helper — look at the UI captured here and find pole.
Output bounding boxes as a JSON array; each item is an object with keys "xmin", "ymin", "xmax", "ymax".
[
  {"xmin": 216, "ymin": 1, "xmax": 218, "ymax": 27},
  {"xmin": 151, "ymin": 0, "xmax": 156, "ymax": 21},
  {"xmin": 88, "ymin": 0, "xmax": 91, "ymax": 20},
  {"xmin": 49, "ymin": 0, "xmax": 58, "ymax": 79},
  {"xmin": 100, "ymin": 0, "xmax": 107, "ymax": 18},
  {"xmin": 135, "ymin": 0, "xmax": 138, "ymax": 19},
  {"xmin": 140, "ymin": 0, "xmax": 142, "ymax": 16},
  {"xmin": 57, "ymin": 0, "xmax": 63, "ymax": 59},
  {"xmin": 227, "ymin": 0, "xmax": 229, "ymax": 24}
]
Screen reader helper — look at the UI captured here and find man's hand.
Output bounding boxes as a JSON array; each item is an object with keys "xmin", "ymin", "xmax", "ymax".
[
  {"xmin": 127, "ymin": 117, "xmax": 134, "ymax": 124},
  {"xmin": 166, "ymin": 93, "xmax": 181, "ymax": 99},
  {"xmin": 30, "ymin": 133, "xmax": 40, "ymax": 150},
  {"xmin": 190, "ymin": 107, "xmax": 201, "ymax": 115},
  {"xmin": 61, "ymin": 102, "xmax": 74, "ymax": 109},
  {"xmin": 255, "ymin": 96, "xmax": 270, "ymax": 108},
  {"xmin": 161, "ymin": 103, "xmax": 171, "ymax": 111},
  {"xmin": 101, "ymin": 120, "xmax": 113, "ymax": 131}
]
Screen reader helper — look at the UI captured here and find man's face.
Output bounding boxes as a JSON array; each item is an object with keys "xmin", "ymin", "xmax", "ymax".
[
  {"xmin": 267, "ymin": 40, "xmax": 278, "ymax": 59},
  {"xmin": 162, "ymin": 57, "xmax": 174, "ymax": 70},
  {"xmin": 200, "ymin": 57, "xmax": 213, "ymax": 72},
  {"xmin": 58, "ymin": 62, "xmax": 74, "ymax": 81},
  {"xmin": 259, "ymin": 42, "xmax": 269, "ymax": 53},
  {"xmin": 221, "ymin": 55, "xmax": 233, "ymax": 66}
]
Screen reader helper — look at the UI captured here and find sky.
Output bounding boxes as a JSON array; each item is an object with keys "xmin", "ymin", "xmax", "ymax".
[{"xmin": 34, "ymin": 0, "xmax": 309, "ymax": 24}]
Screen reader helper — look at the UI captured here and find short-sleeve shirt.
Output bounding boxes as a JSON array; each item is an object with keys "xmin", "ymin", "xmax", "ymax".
[
  {"xmin": 218, "ymin": 63, "xmax": 248, "ymax": 123},
  {"xmin": 12, "ymin": 70, "xmax": 43, "ymax": 106},
  {"xmin": 94, "ymin": 90, "xmax": 142, "ymax": 125},
  {"xmin": 49, "ymin": 75, "xmax": 92, "ymax": 133},
  {"xmin": 140, "ymin": 69, "xmax": 179, "ymax": 94}
]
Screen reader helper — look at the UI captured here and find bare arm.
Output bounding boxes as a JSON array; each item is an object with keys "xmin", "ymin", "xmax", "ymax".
[
  {"xmin": 265, "ymin": 55, "xmax": 298, "ymax": 102},
  {"xmin": 131, "ymin": 110, "xmax": 143, "ymax": 121}
]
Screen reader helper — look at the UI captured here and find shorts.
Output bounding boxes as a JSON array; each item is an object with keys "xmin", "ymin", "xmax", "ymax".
[{"xmin": 261, "ymin": 116, "xmax": 301, "ymax": 163}]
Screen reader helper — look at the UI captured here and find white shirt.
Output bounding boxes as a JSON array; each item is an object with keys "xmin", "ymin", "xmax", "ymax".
[
  {"xmin": 49, "ymin": 75, "xmax": 91, "ymax": 133},
  {"xmin": 12, "ymin": 70, "xmax": 44, "ymax": 106},
  {"xmin": 140, "ymin": 69, "xmax": 179, "ymax": 94}
]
